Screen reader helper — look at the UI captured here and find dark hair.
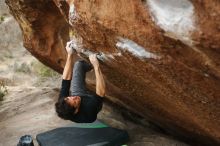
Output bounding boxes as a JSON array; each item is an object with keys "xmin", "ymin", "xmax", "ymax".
[{"xmin": 55, "ymin": 97, "xmax": 76, "ymax": 120}]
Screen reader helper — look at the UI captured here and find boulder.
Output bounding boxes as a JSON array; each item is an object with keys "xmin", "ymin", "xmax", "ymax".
[{"xmin": 5, "ymin": 0, "xmax": 220, "ymax": 145}]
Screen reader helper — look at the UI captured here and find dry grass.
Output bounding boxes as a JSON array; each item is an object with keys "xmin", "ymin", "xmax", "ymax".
[
  {"xmin": 0, "ymin": 15, "xmax": 5, "ymax": 24},
  {"xmin": 31, "ymin": 61, "xmax": 59, "ymax": 78},
  {"xmin": 0, "ymin": 81, "xmax": 8, "ymax": 101},
  {"xmin": 13, "ymin": 62, "xmax": 31, "ymax": 73}
]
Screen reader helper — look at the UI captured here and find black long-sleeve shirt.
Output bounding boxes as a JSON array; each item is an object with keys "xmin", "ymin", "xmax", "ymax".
[{"xmin": 59, "ymin": 79, "xmax": 103, "ymax": 123}]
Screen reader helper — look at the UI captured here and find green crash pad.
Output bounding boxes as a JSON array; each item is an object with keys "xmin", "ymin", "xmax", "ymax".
[{"xmin": 36, "ymin": 120, "xmax": 129, "ymax": 146}]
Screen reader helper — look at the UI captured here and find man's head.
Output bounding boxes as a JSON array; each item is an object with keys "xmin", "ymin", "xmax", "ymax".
[{"xmin": 55, "ymin": 96, "xmax": 81, "ymax": 120}]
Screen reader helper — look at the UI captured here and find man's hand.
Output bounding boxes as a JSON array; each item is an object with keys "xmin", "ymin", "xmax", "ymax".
[
  {"xmin": 66, "ymin": 40, "xmax": 76, "ymax": 55},
  {"xmin": 62, "ymin": 43, "xmax": 74, "ymax": 80},
  {"xmin": 89, "ymin": 54, "xmax": 99, "ymax": 68}
]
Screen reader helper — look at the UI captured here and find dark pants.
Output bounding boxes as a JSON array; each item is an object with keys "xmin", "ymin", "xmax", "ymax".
[{"xmin": 70, "ymin": 60, "xmax": 92, "ymax": 96}]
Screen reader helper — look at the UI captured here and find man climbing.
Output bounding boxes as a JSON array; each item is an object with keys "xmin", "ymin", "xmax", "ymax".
[{"xmin": 55, "ymin": 41, "xmax": 106, "ymax": 123}]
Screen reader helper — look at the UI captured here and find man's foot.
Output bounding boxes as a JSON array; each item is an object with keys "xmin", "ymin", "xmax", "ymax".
[
  {"xmin": 83, "ymin": 60, "xmax": 93, "ymax": 72},
  {"xmin": 76, "ymin": 60, "xmax": 93, "ymax": 72}
]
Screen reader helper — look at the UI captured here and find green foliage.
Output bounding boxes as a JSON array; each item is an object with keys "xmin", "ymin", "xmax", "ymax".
[
  {"xmin": 69, "ymin": 29, "xmax": 76, "ymax": 37},
  {"xmin": 4, "ymin": 51, "xmax": 13, "ymax": 59},
  {"xmin": 32, "ymin": 61, "xmax": 59, "ymax": 77},
  {"xmin": 0, "ymin": 81, "xmax": 8, "ymax": 101},
  {"xmin": 0, "ymin": 15, "xmax": 5, "ymax": 24}
]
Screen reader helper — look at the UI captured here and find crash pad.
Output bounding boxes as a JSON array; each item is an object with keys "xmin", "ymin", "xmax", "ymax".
[{"xmin": 36, "ymin": 120, "xmax": 129, "ymax": 146}]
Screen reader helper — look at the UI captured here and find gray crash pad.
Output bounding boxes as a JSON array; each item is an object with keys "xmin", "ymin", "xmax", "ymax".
[{"xmin": 36, "ymin": 120, "xmax": 129, "ymax": 146}]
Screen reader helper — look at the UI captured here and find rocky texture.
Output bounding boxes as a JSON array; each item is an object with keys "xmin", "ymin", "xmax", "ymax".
[
  {"xmin": 5, "ymin": 0, "xmax": 70, "ymax": 73},
  {"xmin": 0, "ymin": 8, "xmax": 189, "ymax": 146},
  {"xmin": 5, "ymin": 0, "xmax": 220, "ymax": 145}
]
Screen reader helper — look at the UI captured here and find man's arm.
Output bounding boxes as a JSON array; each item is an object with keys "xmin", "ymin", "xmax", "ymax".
[
  {"xmin": 89, "ymin": 54, "xmax": 106, "ymax": 97},
  {"xmin": 59, "ymin": 41, "xmax": 75, "ymax": 98},
  {"xmin": 62, "ymin": 41, "xmax": 75, "ymax": 80},
  {"xmin": 62, "ymin": 54, "xmax": 74, "ymax": 80}
]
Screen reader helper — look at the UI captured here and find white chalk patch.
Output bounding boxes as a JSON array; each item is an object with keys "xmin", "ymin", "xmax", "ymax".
[
  {"xmin": 116, "ymin": 38, "xmax": 159, "ymax": 59},
  {"xmin": 147, "ymin": 0, "xmax": 195, "ymax": 43},
  {"xmin": 97, "ymin": 52, "xmax": 122, "ymax": 62},
  {"xmin": 69, "ymin": 4, "xmax": 79, "ymax": 25},
  {"xmin": 97, "ymin": 52, "xmax": 112, "ymax": 62},
  {"xmin": 79, "ymin": 50, "xmax": 120, "ymax": 62},
  {"xmin": 67, "ymin": 37, "xmax": 119, "ymax": 62},
  {"xmin": 77, "ymin": 49, "xmax": 118, "ymax": 62},
  {"xmin": 68, "ymin": 37, "xmax": 158, "ymax": 62},
  {"xmin": 68, "ymin": 37, "xmax": 83, "ymax": 53}
]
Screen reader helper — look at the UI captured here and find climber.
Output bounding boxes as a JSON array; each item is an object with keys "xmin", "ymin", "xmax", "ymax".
[{"xmin": 55, "ymin": 41, "xmax": 106, "ymax": 123}]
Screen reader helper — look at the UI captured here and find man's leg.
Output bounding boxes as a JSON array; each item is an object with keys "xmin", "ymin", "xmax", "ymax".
[{"xmin": 70, "ymin": 60, "xmax": 92, "ymax": 96}]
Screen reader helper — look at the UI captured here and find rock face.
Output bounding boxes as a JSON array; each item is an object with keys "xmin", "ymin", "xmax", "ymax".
[{"xmin": 5, "ymin": 0, "xmax": 220, "ymax": 145}]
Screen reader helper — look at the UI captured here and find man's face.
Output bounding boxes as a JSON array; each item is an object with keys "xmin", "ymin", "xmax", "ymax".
[{"xmin": 65, "ymin": 96, "xmax": 81, "ymax": 110}]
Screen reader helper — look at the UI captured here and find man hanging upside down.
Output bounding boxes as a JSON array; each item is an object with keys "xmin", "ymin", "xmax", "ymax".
[{"xmin": 55, "ymin": 41, "xmax": 106, "ymax": 123}]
